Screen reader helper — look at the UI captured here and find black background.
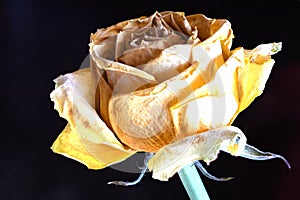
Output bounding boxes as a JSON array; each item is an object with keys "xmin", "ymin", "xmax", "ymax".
[{"xmin": 1, "ymin": 0, "xmax": 299, "ymax": 199}]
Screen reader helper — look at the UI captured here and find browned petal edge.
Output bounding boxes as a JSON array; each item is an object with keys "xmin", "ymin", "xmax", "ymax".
[{"xmin": 187, "ymin": 14, "xmax": 233, "ymax": 59}]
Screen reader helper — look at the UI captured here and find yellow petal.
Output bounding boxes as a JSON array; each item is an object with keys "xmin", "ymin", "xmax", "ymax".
[
  {"xmin": 50, "ymin": 68, "xmax": 136, "ymax": 168},
  {"xmin": 237, "ymin": 43, "xmax": 280, "ymax": 113},
  {"xmin": 171, "ymin": 43, "xmax": 280, "ymax": 135},
  {"xmin": 51, "ymin": 124, "xmax": 106, "ymax": 169},
  {"xmin": 170, "ymin": 48, "xmax": 244, "ymax": 138},
  {"xmin": 171, "ymin": 94, "xmax": 238, "ymax": 140},
  {"xmin": 148, "ymin": 125, "xmax": 289, "ymax": 181},
  {"xmin": 148, "ymin": 126, "xmax": 247, "ymax": 181}
]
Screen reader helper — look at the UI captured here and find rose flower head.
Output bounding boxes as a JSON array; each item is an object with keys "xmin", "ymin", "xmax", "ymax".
[{"xmin": 50, "ymin": 11, "xmax": 290, "ymax": 183}]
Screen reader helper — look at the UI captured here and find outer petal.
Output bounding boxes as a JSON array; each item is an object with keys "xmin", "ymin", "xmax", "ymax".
[
  {"xmin": 148, "ymin": 126, "xmax": 247, "ymax": 181},
  {"xmin": 148, "ymin": 125, "xmax": 289, "ymax": 181},
  {"xmin": 170, "ymin": 48, "xmax": 244, "ymax": 138},
  {"xmin": 51, "ymin": 124, "xmax": 106, "ymax": 169},
  {"xmin": 170, "ymin": 43, "xmax": 281, "ymax": 136},
  {"xmin": 237, "ymin": 43, "xmax": 281, "ymax": 113},
  {"xmin": 50, "ymin": 68, "xmax": 136, "ymax": 169}
]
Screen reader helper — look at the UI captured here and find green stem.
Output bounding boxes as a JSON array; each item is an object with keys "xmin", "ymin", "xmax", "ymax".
[{"xmin": 178, "ymin": 164, "xmax": 210, "ymax": 200}]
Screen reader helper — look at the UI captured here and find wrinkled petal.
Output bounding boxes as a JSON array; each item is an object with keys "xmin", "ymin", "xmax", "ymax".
[
  {"xmin": 111, "ymin": 11, "xmax": 192, "ymax": 66},
  {"xmin": 170, "ymin": 43, "xmax": 280, "ymax": 137},
  {"xmin": 90, "ymin": 47, "xmax": 157, "ymax": 84},
  {"xmin": 187, "ymin": 14, "xmax": 234, "ymax": 58},
  {"xmin": 138, "ymin": 31, "xmax": 226, "ymax": 84},
  {"xmin": 89, "ymin": 11, "xmax": 234, "ymax": 91},
  {"xmin": 108, "ymin": 37, "xmax": 231, "ymax": 152},
  {"xmin": 160, "ymin": 11, "xmax": 193, "ymax": 35},
  {"xmin": 108, "ymin": 46, "xmax": 223, "ymax": 152},
  {"xmin": 50, "ymin": 68, "xmax": 136, "ymax": 168},
  {"xmin": 148, "ymin": 126, "xmax": 289, "ymax": 181},
  {"xmin": 148, "ymin": 126, "xmax": 246, "ymax": 181}
]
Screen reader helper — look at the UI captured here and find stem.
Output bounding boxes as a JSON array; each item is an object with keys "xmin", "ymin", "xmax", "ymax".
[{"xmin": 178, "ymin": 164, "xmax": 210, "ymax": 200}]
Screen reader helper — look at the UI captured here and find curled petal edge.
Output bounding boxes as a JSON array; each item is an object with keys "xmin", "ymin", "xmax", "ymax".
[{"xmin": 147, "ymin": 126, "xmax": 290, "ymax": 181}]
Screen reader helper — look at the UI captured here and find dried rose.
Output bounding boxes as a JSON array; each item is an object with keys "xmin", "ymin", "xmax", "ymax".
[{"xmin": 50, "ymin": 11, "xmax": 289, "ymax": 181}]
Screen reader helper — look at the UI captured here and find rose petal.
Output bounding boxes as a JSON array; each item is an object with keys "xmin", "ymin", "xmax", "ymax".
[
  {"xmin": 138, "ymin": 36, "xmax": 225, "ymax": 83},
  {"xmin": 90, "ymin": 44, "xmax": 157, "ymax": 83},
  {"xmin": 148, "ymin": 125, "xmax": 289, "ymax": 181},
  {"xmin": 138, "ymin": 44, "xmax": 193, "ymax": 82},
  {"xmin": 187, "ymin": 14, "xmax": 234, "ymax": 58},
  {"xmin": 160, "ymin": 11, "xmax": 193, "ymax": 35},
  {"xmin": 237, "ymin": 43, "xmax": 281, "ymax": 113},
  {"xmin": 114, "ymin": 11, "xmax": 191, "ymax": 66},
  {"xmin": 90, "ymin": 58, "xmax": 112, "ymax": 127},
  {"xmin": 148, "ymin": 126, "xmax": 247, "ymax": 181},
  {"xmin": 51, "ymin": 124, "xmax": 106, "ymax": 169},
  {"xmin": 116, "ymin": 47, "xmax": 163, "ymax": 67},
  {"xmin": 109, "ymin": 83, "xmax": 177, "ymax": 152},
  {"xmin": 108, "ymin": 58, "xmax": 218, "ymax": 152},
  {"xmin": 50, "ymin": 68, "xmax": 136, "ymax": 168},
  {"xmin": 171, "ymin": 94, "xmax": 238, "ymax": 140},
  {"xmin": 90, "ymin": 19, "xmax": 129, "ymax": 45},
  {"xmin": 89, "ymin": 11, "xmax": 234, "ymax": 90},
  {"xmin": 171, "ymin": 43, "xmax": 280, "ymax": 136},
  {"xmin": 170, "ymin": 48, "xmax": 244, "ymax": 138}
]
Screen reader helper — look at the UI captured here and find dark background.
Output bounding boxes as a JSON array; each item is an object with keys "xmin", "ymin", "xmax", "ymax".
[{"xmin": 1, "ymin": 0, "xmax": 299, "ymax": 199}]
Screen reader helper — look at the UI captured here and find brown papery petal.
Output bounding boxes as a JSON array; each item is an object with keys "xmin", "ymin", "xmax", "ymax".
[
  {"xmin": 136, "ymin": 13, "xmax": 232, "ymax": 83},
  {"xmin": 116, "ymin": 47, "xmax": 162, "ymax": 67},
  {"xmin": 115, "ymin": 12, "xmax": 190, "ymax": 66},
  {"xmin": 187, "ymin": 14, "xmax": 234, "ymax": 58},
  {"xmin": 90, "ymin": 44, "xmax": 157, "ymax": 88},
  {"xmin": 160, "ymin": 11, "xmax": 193, "ymax": 35},
  {"xmin": 90, "ymin": 19, "xmax": 129, "ymax": 45},
  {"xmin": 90, "ymin": 58, "xmax": 112, "ymax": 127}
]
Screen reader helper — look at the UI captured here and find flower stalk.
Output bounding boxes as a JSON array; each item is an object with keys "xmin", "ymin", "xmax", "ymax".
[{"xmin": 178, "ymin": 164, "xmax": 210, "ymax": 200}]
